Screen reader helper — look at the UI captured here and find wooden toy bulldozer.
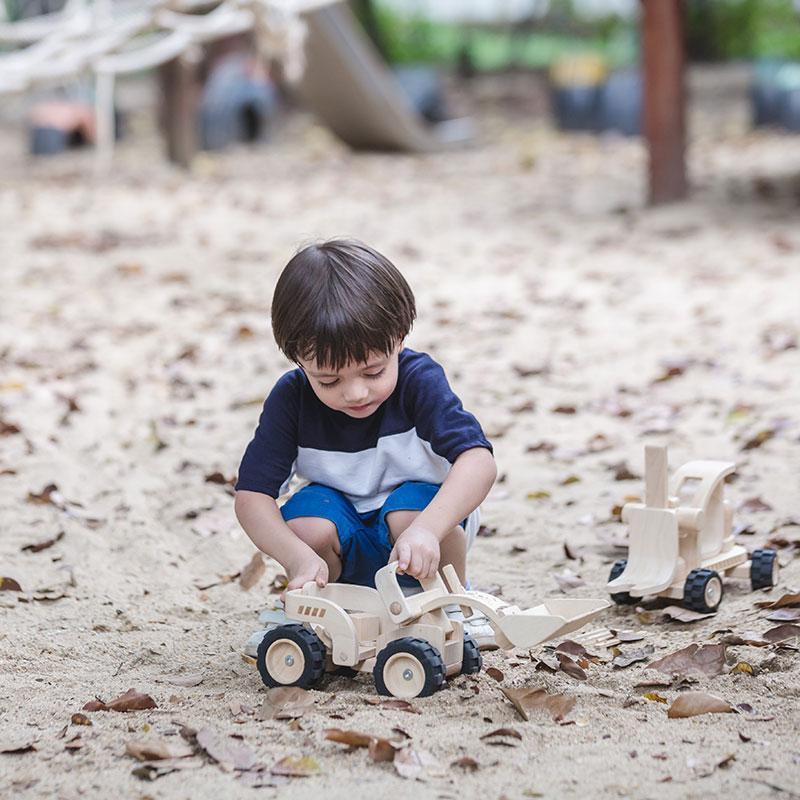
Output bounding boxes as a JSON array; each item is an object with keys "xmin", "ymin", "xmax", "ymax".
[
  {"xmin": 256, "ymin": 562, "xmax": 608, "ymax": 700},
  {"xmin": 606, "ymin": 445, "xmax": 778, "ymax": 613}
]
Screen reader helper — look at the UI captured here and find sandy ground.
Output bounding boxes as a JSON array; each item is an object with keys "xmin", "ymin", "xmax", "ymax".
[{"xmin": 1, "ymin": 67, "xmax": 799, "ymax": 800}]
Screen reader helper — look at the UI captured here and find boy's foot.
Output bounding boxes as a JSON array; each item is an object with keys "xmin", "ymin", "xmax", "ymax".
[{"xmin": 445, "ymin": 606, "xmax": 498, "ymax": 651}]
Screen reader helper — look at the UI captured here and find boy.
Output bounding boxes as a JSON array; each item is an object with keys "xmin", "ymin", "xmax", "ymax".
[{"xmin": 234, "ymin": 239, "xmax": 496, "ymax": 614}]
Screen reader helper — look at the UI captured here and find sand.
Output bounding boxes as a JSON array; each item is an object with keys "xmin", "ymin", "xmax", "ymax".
[{"xmin": 1, "ymin": 67, "xmax": 799, "ymax": 799}]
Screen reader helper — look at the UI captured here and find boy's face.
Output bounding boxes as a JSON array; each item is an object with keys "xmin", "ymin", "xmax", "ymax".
[{"xmin": 299, "ymin": 343, "xmax": 401, "ymax": 418}]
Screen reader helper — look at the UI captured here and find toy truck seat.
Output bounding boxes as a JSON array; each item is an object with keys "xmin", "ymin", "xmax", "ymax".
[{"xmin": 669, "ymin": 459, "xmax": 735, "ymax": 560}]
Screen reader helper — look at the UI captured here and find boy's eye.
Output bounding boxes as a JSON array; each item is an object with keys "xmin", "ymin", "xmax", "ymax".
[
  {"xmin": 365, "ymin": 369, "xmax": 385, "ymax": 379},
  {"xmin": 318, "ymin": 379, "xmax": 339, "ymax": 387}
]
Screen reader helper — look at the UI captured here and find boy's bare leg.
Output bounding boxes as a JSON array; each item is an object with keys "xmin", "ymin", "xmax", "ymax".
[
  {"xmin": 385, "ymin": 509, "xmax": 467, "ymax": 585},
  {"xmin": 285, "ymin": 517, "xmax": 343, "ymax": 582}
]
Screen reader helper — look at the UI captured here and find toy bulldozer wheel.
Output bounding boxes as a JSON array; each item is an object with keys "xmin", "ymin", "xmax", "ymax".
[
  {"xmin": 683, "ymin": 569, "xmax": 723, "ymax": 614},
  {"xmin": 373, "ymin": 637, "xmax": 445, "ymax": 699},
  {"xmin": 257, "ymin": 623, "xmax": 327, "ymax": 689},
  {"xmin": 751, "ymin": 549, "xmax": 779, "ymax": 591},
  {"xmin": 460, "ymin": 633, "xmax": 482, "ymax": 675},
  {"xmin": 608, "ymin": 559, "xmax": 637, "ymax": 605}
]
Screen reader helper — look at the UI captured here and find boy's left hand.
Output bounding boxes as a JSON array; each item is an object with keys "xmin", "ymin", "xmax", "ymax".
[{"xmin": 389, "ymin": 525, "xmax": 440, "ymax": 581}]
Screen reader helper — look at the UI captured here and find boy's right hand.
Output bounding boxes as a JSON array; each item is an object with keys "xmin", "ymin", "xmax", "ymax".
[{"xmin": 284, "ymin": 553, "xmax": 329, "ymax": 598}]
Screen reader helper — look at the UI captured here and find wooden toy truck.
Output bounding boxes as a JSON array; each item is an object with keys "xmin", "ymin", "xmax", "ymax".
[
  {"xmin": 606, "ymin": 445, "xmax": 778, "ymax": 612},
  {"xmin": 257, "ymin": 562, "xmax": 608, "ymax": 699}
]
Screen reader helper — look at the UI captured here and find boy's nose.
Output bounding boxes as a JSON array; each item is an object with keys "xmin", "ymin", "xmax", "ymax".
[{"xmin": 343, "ymin": 382, "xmax": 369, "ymax": 403}]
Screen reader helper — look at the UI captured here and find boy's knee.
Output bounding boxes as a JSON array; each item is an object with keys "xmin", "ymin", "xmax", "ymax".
[{"xmin": 286, "ymin": 517, "xmax": 340, "ymax": 555}]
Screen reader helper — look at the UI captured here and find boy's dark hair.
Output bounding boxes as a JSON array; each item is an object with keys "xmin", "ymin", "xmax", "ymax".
[{"xmin": 272, "ymin": 239, "xmax": 416, "ymax": 370}]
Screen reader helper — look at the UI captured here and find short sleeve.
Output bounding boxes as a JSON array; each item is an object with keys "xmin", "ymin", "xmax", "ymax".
[
  {"xmin": 402, "ymin": 352, "xmax": 492, "ymax": 463},
  {"xmin": 235, "ymin": 371, "xmax": 301, "ymax": 497}
]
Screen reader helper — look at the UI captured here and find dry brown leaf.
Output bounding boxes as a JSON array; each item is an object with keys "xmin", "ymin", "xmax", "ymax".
[
  {"xmin": 258, "ymin": 687, "xmax": 316, "ymax": 720},
  {"xmin": 0, "ymin": 577, "xmax": 22, "ymax": 592},
  {"xmin": 324, "ymin": 729, "xmax": 399, "ymax": 762},
  {"xmin": 271, "ymin": 755, "xmax": 320, "ymax": 777},
  {"xmin": 648, "ymin": 644, "xmax": 727, "ymax": 677},
  {"xmin": 0, "ymin": 736, "xmax": 37, "ymax": 754},
  {"xmin": 239, "ymin": 552, "xmax": 266, "ymax": 591},
  {"xmin": 481, "ymin": 728, "xmax": 522, "ymax": 741},
  {"xmin": 660, "ymin": 606, "xmax": 716, "ymax": 623},
  {"xmin": 738, "ymin": 496, "xmax": 773, "ymax": 513},
  {"xmin": 667, "ymin": 692, "xmax": 733, "ymax": 718},
  {"xmin": 126, "ymin": 737, "xmax": 194, "ymax": 761},
  {"xmin": 451, "ymin": 756, "xmax": 479, "ymax": 771},
  {"xmin": 555, "ymin": 652, "xmax": 587, "ymax": 681},
  {"xmin": 500, "ymin": 686, "xmax": 575, "ymax": 722},
  {"xmin": 70, "ymin": 713, "xmax": 91, "ymax": 726},
  {"xmin": 485, "ymin": 667, "xmax": 504, "ymax": 682},
  {"xmin": 643, "ymin": 692, "xmax": 668, "ymax": 704},
  {"xmin": 612, "ymin": 645, "xmax": 654, "ymax": 668},
  {"xmin": 755, "ymin": 593, "xmax": 800, "ymax": 609},
  {"xmin": 106, "ymin": 689, "xmax": 157, "ymax": 712},
  {"xmin": 21, "ymin": 531, "xmax": 64, "ymax": 553},
  {"xmin": 762, "ymin": 624, "xmax": 800, "ymax": 643},
  {"xmin": 196, "ymin": 728, "xmax": 256, "ymax": 771}
]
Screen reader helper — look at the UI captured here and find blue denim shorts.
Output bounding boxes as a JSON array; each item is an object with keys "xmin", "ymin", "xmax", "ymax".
[{"xmin": 280, "ymin": 481, "xmax": 454, "ymax": 589}]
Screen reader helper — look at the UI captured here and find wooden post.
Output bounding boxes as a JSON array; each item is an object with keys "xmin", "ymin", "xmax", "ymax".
[
  {"xmin": 641, "ymin": 0, "xmax": 687, "ymax": 204},
  {"xmin": 159, "ymin": 54, "xmax": 200, "ymax": 169}
]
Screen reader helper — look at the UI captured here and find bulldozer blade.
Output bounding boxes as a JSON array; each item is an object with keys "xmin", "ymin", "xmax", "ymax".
[{"xmin": 607, "ymin": 505, "xmax": 679, "ymax": 596}]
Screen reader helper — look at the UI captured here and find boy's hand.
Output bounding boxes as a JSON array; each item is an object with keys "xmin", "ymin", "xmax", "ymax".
[
  {"xmin": 390, "ymin": 525, "xmax": 440, "ymax": 581},
  {"xmin": 283, "ymin": 553, "xmax": 329, "ymax": 600}
]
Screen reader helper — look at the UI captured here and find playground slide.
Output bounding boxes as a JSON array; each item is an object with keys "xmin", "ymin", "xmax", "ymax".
[{"xmin": 297, "ymin": 0, "xmax": 473, "ymax": 152}]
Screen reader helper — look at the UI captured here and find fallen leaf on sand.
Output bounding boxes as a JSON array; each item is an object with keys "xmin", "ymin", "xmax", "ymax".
[
  {"xmin": 0, "ymin": 736, "xmax": 37, "ymax": 754},
  {"xmin": 239, "ymin": 552, "xmax": 266, "ymax": 591},
  {"xmin": 766, "ymin": 608, "xmax": 800, "ymax": 622},
  {"xmin": 83, "ymin": 689, "xmax": 157, "ymax": 712},
  {"xmin": 451, "ymin": 756, "xmax": 479, "ymax": 771},
  {"xmin": 648, "ymin": 644, "xmax": 727, "ymax": 677},
  {"xmin": 555, "ymin": 653, "xmax": 587, "ymax": 681},
  {"xmin": 762, "ymin": 624, "xmax": 800, "ymax": 643},
  {"xmin": 126, "ymin": 737, "xmax": 195, "ymax": 761},
  {"xmin": 500, "ymin": 687, "xmax": 575, "ymax": 722},
  {"xmin": 755, "ymin": 593, "xmax": 800, "ymax": 610},
  {"xmin": 0, "ymin": 577, "xmax": 22, "ymax": 592},
  {"xmin": 271, "ymin": 755, "xmax": 320, "ymax": 777},
  {"xmin": 738, "ymin": 496, "xmax": 773, "ymax": 513},
  {"xmin": 21, "ymin": 531, "xmax": 65, "ymax": 553},
  {"xmin": 70, "ymin": 713, "xmax": 91, "ymax": 726},
  {"xmin": 481, "ymin": 728, "xmax": 522, "ymax": 742},
  {"xmin": 196, "ymin": 728, "xmax": 256, "ymax": 771},
  {"xmin": 612, "ymin": 645, "xmax": 654, "ymax": 668},
  {"xmin": 324, "ymin": 729, "xmax": 399, "ymax": 762},
  {"xmin": 393, "ymin": 747, "xmax": 442, "ymax": 779},
  {"xmin": 485, "ymin": 667, "xmax": 504, "ymax": 682},
  {"xmin": 667, "ymin": 692, "xmax": 733, "ymax": 718},
  {"xmin": 660, "ymin": 606, "xmax": 716, "ymax": 623},
  {"xmin": 643, "ymin": 692, "xmax": 668, "ymax": 704},
  {"xmin": 258, "ymin": 687, "xmax": 316, "ymax": 720},
  {"xmin": 364, "ymin": 697, "xmax": 420, "ymax": 713}
]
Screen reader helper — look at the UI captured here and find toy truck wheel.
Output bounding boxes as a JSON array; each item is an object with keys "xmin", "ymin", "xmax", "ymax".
[
  {"xmin": 751, "ymin": 549, "xmax": 779, "ymax": 590},
  {"xmin": 256, "ymin": 623, "xmax": 326, "ymax": 689},
  {"xmin": 373, "ymin": 637, "xmax": 445, "ymax": 699},
  {"xmin": 608, "ymin": 559, "xmax": 636, "ymax": 605},
  {"xmin": 460, "ymin": 633, "xmax": 482, "ymax": 675},
  {"xmin": 683, "ymin": 569, "xmax": 723, "ymax": 613}
]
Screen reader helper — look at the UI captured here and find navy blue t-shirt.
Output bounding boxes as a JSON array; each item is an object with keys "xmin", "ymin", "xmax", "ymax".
[{"xmin": 236, "ymin": 348, "xmax": 492, "ymax": 514}]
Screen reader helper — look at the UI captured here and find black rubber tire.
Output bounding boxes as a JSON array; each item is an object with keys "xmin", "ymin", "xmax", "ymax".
[
  {"xmin": 256, "ymin": 623, "xmax": 326, "ymax": 689},
  {"xmin": 373, "ymin": 637, "xmax": 445, "ymax": 698},
  {"xmin": 751, "ymin": 549, "xmax": 778, "ymax": 590},
  {"xmin": 608, "ymin": 559, "xmax": 636, "ymax": 605},
  {"xmin": 683, "ymin": 569, "xmax": 723, "ymax": 613},
  {"xmin": 460, "ymin": 633, "xmax": 482, "ymax": 675}
]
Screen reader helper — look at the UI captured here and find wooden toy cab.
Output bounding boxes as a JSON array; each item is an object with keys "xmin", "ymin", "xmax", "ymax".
[
  {"xmin": 606, "ymin": 445, "xmax": 778, "ymax": 612},
  {"xmin": 256, "ymin": 562, "xmax": 608, "ymax": 699}
]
